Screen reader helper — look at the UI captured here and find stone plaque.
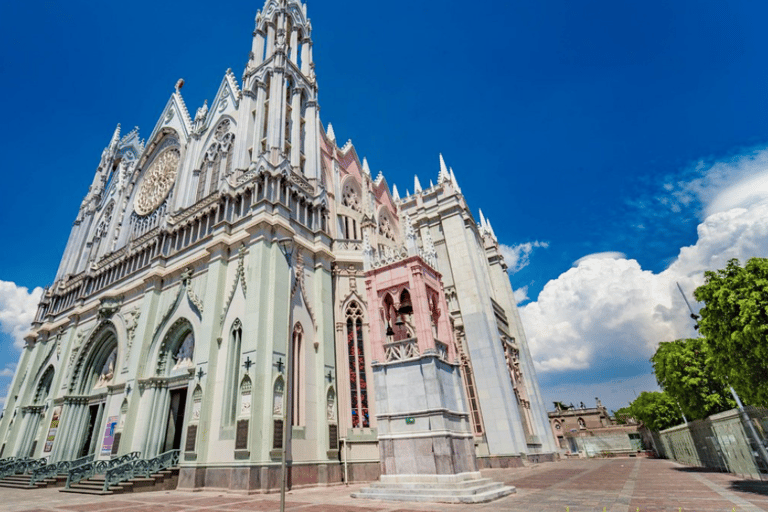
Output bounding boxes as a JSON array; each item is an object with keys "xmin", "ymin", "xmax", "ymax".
[
  {"xmin": 329, "ymin": 424, "xmax": 338, "ymax": 450},
  {"xmin": 273, "ymin": 419, "xmax": 283, "ymax": 449},
  {"xmin": 185, "ymin": 425, "xmax": 198, "ymax": 453},
  {"xmin": 111, "ymin": 433, "xmax": 121, "ymax": 455},
  {"xmin": 236, "ymin": 420, "xmax": 249, "ymax": 450}
]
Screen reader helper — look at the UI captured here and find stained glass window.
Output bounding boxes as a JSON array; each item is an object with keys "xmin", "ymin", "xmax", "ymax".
[{"xmin": 346, "ymin": 302, "xmax": 369, "ymax": 428}]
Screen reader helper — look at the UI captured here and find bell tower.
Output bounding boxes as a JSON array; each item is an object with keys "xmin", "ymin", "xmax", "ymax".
[
  {"xmin": 354, "ymin": 249, "xmax": 515, "ymax": 502},
  {"xmin": 241, "ymin": 0, "xmax": 321, "ymax": 182}
]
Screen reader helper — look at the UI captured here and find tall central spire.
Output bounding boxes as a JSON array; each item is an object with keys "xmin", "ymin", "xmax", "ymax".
[{"xmin": 241, "ymin": 0, "xmax": 320, "ymax": 181}]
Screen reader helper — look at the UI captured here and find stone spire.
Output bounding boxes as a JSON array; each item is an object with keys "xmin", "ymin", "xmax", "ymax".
[
  {"xmin": 362, "ymin": 157, "xmax": 371, "ymax": 176},
  {"xmin": 438, "ymin": 153, "xmax": 450, "ymax": 184},
  {"xmin": 414, "ymin": 175, "xmax": 422, "ymax": 194},
  {"xmin": 478, "ymin": 209, "xmax": 488, "ymax": 230},
  {"xmin": 326, "ymin": 122, "xmax": 336, "ymax": 143},
  {"xmin": 392, "ymin": 184, "xmax": 400, "ymax": 201},
  {"xmin": 449, "ymin": 167, "xmax": 462, "ymax": 193}
]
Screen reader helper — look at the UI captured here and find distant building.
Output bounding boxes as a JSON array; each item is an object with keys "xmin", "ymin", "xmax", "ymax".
[
  {"xmin": 549, "ymin": 399, "xmax": 643, "ymax": 457},
  {"xmin": 0, "ymin": 0, "xmax": 557, "ymax": 493}
]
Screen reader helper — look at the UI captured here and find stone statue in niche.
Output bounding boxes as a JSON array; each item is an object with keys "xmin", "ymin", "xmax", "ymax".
[
  {"xmin": 326, "ymin": 390, "xmax": 336, "ymax": 422},
  {"xmin": 94, "ymin": 348, "xmax": 117, "ymax": 389},
  {"xmin": 273, "ymin": 379, "xmax": 284, "ymax": 416},
  {"xmin": 173, "ymin": 332, "xmax": 195, "ymax": 370}
]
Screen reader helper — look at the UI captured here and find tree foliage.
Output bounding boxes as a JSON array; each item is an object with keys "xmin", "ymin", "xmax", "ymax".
[
  {"xmin": 628, "ymin": 391, "xmax": 683, "ymax": 431},
  {"xmin": 694, "ymin": 258, "xmax": 768, "ymax": 406},
  {"xmin": 651, "ymin": 338, "xmax": 734, "ymax": 420},
  {"xmin": 613, "ymin": 406, "xmax": 634, "ymax": 424}
]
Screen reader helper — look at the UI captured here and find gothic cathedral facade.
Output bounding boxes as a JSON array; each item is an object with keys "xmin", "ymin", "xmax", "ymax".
[{"xmin": 0, "ymin": 0, "xmax": 557, "ymax": 491}]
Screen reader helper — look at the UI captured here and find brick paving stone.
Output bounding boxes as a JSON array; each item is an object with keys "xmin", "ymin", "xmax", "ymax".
[
  {"xmin": 57, "ymin": 501, "xmax": 138, "ymax": 512},
  {"xmin": 3, "ymin": 458, "xmax": 768, "ymax": 511}
]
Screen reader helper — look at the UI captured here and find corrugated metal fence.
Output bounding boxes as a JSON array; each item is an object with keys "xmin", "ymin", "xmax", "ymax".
[{"xmin": 656, "ymin": 406, "xmax": 768, "ymax": 480}]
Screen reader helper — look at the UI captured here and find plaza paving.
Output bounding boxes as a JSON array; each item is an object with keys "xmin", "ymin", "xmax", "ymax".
[{"xmin": 0, "ymin": 458, "xmax": 767, "ymax": 511}]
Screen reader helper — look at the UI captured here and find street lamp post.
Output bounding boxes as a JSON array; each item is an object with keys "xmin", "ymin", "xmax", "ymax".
[{"xmin": 276, "ymin": 237, "xmax": 295, "ymax": 512}]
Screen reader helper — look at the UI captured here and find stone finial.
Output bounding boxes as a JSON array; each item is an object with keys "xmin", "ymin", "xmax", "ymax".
[
  {"xmin": 449, "ymin": 167, "xmax": 462, "ymax": 193},
  {"xmin": 392, "ymin": 184, "xmax": 400, "ymax": 201},
  {"xmin": 414, "ymin": 175, "xmax": 422, "ymax": 194},
  {"xmin": 362, "ymin": 157, "xmax": 371, "ymax": 175},
  {"xmin": 327, "ymin": 122, "xmax": 336, "ymax": 142},
  {"xmin": 478, "ymin": 209, "xmax": 487, "ymax": 230},
  {"xmin": 438, "ymin": 153, "xmax": 450, "ymax": 183},
  {"xmin": 175, "ymin": 78, "xmax": 185, "ymax": 92},
  {"xmin": 109, "ymin": 123, "xmax": 121, "ymax": 149}
]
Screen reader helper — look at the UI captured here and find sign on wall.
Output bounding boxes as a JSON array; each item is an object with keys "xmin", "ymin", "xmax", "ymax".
[
  {"xmin": 101, "ymin": 416, "xmax": 118, "ymax": 456},
  {"xmin": 43, "ymin": 406, "xmax": 62, "ymax": 453}
]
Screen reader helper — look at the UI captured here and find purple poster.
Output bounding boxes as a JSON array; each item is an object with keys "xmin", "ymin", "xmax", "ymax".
[{"xmin": 101, "ymin": 416, "xmax": 118, "ymax": 456}]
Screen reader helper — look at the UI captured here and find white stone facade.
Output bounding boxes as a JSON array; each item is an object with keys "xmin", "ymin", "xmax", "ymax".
[{"xmin": 0, "ymin": 0, "xmax": 556, "ymax": 491}]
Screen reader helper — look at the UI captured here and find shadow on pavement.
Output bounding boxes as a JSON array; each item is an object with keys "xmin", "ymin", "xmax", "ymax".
[
  {"xmin": 729, "ymin": 480, "xmax": 768, "ymax": 496},
  {"xmin": 671, "ymin": 466, "xmax": 727, "ymax": 474}
]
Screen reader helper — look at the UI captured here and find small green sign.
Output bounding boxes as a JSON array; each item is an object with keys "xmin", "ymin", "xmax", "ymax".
[{"xmin": 405, "ymin": 417, "xmax": 415, "ymax": 425}]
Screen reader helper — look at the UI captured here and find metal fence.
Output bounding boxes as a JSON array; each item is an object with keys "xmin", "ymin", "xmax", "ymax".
[{"xmin": 657, "ymin": 406, "xmax": 768, "ymax": 480}]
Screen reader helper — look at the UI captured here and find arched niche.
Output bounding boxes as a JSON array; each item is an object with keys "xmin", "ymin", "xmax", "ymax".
[
  {"xmin": 72, "ymin": 321, "xmax": 120, "ymax": 395},
  {"xmin": 156, "ymin": 318, "xmax": 195, "ymax": 377},
  {"xmin": 33, "ymin": 366, "xmax": 55, "ymax": 404}
]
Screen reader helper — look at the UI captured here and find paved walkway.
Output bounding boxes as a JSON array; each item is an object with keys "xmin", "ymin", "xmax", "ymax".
[{"xmin": 1, "ymin": 458, "xmax": 767, "ymax": 511}]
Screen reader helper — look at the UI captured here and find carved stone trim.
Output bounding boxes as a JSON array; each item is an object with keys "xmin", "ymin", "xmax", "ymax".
[{"xmin": 220, "ymin": 245, "xmax": 247, "ymax": 325}]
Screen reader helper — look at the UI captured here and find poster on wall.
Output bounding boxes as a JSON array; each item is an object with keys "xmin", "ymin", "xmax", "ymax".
[
  {"xmin": 101, "ymin": 416, "xmax": 118, "ymax": 456},
  {"xmin": 43, "ymin": 406, "xmax": 62, "ymax": 453}
]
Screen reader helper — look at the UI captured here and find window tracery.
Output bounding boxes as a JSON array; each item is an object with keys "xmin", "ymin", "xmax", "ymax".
[
  {"xmin": 342, "ymin": 183, "xmax": 361, "ymax": 212},
  {"xmin": 379, "ymin": 215, "xmax": 395, "ymax": 241},
  {"xmin": 197, "ymin": 120, "xmax": 236, "ymax": 200},
  {"xmin": 346, "ymin": 302, "xmax": 369, "ymax": 427}
]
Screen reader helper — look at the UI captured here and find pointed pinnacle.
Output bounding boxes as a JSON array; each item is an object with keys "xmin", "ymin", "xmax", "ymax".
[
  {"xmin": 414, "ymin": 175, "xmax": 422, "ymax": 193},
  {"xmin": 327, "ymin": 122, "xmax": 336, "ymax": 142},
  {"xmin": 479, "ymin": 209, "xmax": 487, "ymax": 229},
  {"xmin": 450, "ymin": 167, "xmax": 461, "ymax": 193},
  {"xmin": 392, "ymin": 184, "xmax": 400, "ymax": 201},
  {"xmin": 439, "ymin": 153, "xmax": 449, "ymax": 180},
  {"xmin": 362, "ymin": 157, "xmax": 371, "ymax": 175}
]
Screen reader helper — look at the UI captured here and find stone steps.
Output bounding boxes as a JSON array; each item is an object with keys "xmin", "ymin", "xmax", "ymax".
[
  {"xmin": 59, "ymin": 467, "xmax": 179, "ymax": 495},
  {"xmin": 352, "ymin": 475, "xmax": 515, "ymax": 504}
]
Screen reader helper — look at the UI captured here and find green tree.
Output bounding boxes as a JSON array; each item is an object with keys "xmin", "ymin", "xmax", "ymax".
[
  {"xmin": 628, "ymin": 391, "xmax": 683, "ymax": 431},
  {"xmin": 651, "ymin": 338, "xmax": 734, "ymax": 420},
  {"xmin": 613, "ymin": 406, "xmax": 634, "ymax": 424},
  {"xmin": 694, "ymin": 258, "xmax": 768, "ymax": 406}
]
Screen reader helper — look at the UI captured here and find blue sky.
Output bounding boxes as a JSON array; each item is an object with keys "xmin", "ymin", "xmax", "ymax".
[{"xmin": 2, "ymin": 0, "xmax": 768, "ymax": 413}]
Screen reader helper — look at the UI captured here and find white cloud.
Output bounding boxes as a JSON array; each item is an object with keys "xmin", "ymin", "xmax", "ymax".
[
  {"xmin": 522, "ymin": 156, "xmax": 768, "ymax": 377},
  {"xmin": 572, "ymin": 252, "xmax": 626, "ymax": 267},
  {"xmin": 0, "ymin": 364, "xmax": 15, "ymax": 378},
  {"xmin": 513, "ymin": 286, "xmax": 529, "ymax": 305},
  {"xmin": 500, "ymin": 241, "xmax": 549, "ymax": 273},
  {"xmin": 0, "ymin": 281, "xmax": 43, "ymax": 351}
]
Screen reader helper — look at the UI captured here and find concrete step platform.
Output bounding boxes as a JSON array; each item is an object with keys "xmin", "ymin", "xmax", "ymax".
[{"xmin": 352, "ymin": 473, "xmax": 515, "ymax": 504}]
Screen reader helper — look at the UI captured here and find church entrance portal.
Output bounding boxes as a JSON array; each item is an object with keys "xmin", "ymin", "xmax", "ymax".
[
  {"xmin": 79, "ymin": 402, "xmax": 104, "ymax": 458},
  {"xmin": 163, "ymin": 388, "xmax": 187, "ymax": 452}
]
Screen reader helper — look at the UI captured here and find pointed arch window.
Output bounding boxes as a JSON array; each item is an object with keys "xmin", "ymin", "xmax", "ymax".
[
  {"xmin": 291, "ymin": 323, "xmax": 305, "ymax": 427},
  {"xmin": 224, "ymin": 320, "xmax": 243, "ymax": 426},
  {"xmin": 197, "ymin": 120, "xmax": 235, "ymax": 201},
  {"xmin": 346, "ymin": 302, "xmax": 369, "ymax": 428}
]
